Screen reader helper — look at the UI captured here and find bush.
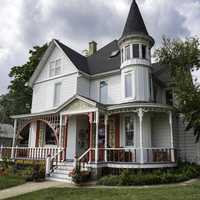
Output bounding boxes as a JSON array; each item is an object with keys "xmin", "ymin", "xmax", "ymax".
[{"xmin": 97, "ymin": 163, "xmax": 200, "ymax": 186}]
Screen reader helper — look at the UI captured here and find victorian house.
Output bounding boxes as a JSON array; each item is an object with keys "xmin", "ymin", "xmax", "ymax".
[{"xmin": 1, "ymin": 0, "xmax": 197, "ymax": 182}]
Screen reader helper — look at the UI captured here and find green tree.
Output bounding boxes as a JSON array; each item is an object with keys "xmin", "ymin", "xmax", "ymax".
[
  {"xmin": 155, "ymin": 37, "xmax": 200, "ymax": 141},
  {"xmin": 0, "ymin": 44, "xmax": 48, "ymax": 124}
]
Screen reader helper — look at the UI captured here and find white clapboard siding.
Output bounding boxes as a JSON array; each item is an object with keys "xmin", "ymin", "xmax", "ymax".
[
  {"xmin": 31, "ymin": 74, "xmax": 78, "ymax": 113},
  {"xmin": 90, "ymin": 74, "xmax": 122, "ymax": 104},
  {"xmin": 77, "ymin": 76, "xmax": 90, "ymax": 98},
  {"xmin": 151, "ymin": 113, "xmax": 171, "ymax": 148}
]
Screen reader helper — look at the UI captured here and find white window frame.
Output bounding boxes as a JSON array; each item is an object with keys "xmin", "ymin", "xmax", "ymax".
[
  {"xmin": 49, "ymin": 58, "xmax": 62, "ymax": 78},
  {"xmin": 99, "ymin": 80, "xmax": 108, "ymax": 104},
  {"xmin": 123, "ymin": 70, "xmax": 135, "ymax": 101},
  {"xmin": 125, "ymin": 45, "xmax": 131, "ymax": 61},
  {"xmin": 53, "ymin": 82, "xmax": 62, "ymax": 107},
  {"xmin": 123, "ymin": 114, "xmax": 135, "ymax": 147}
]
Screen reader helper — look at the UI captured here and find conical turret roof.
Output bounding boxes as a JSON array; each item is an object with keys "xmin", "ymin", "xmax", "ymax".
[{"xmin": 122, "ymin": 0, "xmax": 149, "ymax": 38}]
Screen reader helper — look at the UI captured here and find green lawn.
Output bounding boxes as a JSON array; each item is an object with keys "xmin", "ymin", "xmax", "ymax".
[
  {"xmin": 0, "ymin": 176, "xmax": 26, "ymax": 190},
  {"xmin": 6, "ymin": 181, "xmax": 200, "ymax": 200}
]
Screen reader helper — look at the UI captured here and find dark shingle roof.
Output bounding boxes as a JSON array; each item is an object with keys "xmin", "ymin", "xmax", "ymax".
[
  {"xmin": 122, "ymin": 0, "xmax": 149, "ymax": 38},
  {"xmin": 87, "ymin": 40, "xmax": 121, "ymax": 75},
  {"xmin": 55, "ymin": 40, "xmax": 89, "ymax": 73},
  {"xmin": 56, "ymin": 39, "xmax": 120, "ymax": 75},
  {"xmin": 56, "ymin": 39, "xmax": 169, "ymax": 85}
]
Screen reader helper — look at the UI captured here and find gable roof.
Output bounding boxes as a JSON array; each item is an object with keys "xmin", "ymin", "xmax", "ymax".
[
  {"xmin": 55, "ymin": 40, "xmax": 89, "ymax": 74},
  {"xmin": 122, "ymin": 0, "xmax": 149, "ymax": 38}
]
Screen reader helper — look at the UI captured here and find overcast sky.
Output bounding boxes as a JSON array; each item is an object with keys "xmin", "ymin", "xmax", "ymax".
[{"xmin": 0, "ymin": 0, "xmax": 200, "ymax": 95}]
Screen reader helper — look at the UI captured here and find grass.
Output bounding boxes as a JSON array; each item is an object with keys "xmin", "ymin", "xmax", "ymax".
[
  {"xmin": 5, "ymin": 180, "xmax": 200, "ymax": 200},
  {"xmin": 0, "ymin": 176, "xmax": 26, "ymax": 190}
]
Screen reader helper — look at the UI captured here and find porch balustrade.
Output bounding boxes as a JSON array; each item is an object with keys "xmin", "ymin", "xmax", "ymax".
[
  {"xmin": 0, "ymin": 146, "xmax": 63, "ymax": 161},
  {"xmin": 77, "ymin": 147, "xmax": 176, "ymax": 167}
]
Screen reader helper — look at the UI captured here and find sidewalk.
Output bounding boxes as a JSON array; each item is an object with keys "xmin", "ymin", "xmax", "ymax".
[{"xmin": 0, "ymin": 181, "xmax": 68, "ymax": 200}]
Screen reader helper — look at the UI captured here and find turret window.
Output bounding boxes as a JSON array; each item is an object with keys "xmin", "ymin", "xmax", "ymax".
[
  {"xmin": 132, "ymin": 44, "xmax": 139, "ymax": 58},
  {"xmin": 142, "ymin": 45, "xmax": 147, "ymax": 59},
  {"xmin": 125, "ymin": 45, "xmax": 131, "ymax": 61}
]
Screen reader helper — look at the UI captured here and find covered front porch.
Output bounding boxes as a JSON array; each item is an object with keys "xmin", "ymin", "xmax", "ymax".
[{"xmin": 0, "ymin": 96, "xmax": 176, "ymax": 169}]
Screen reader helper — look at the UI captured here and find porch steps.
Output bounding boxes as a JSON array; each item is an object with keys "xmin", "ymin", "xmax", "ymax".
[{"xmin": 46, "ymin": 161, "xmax": 74, "ymax": 183}]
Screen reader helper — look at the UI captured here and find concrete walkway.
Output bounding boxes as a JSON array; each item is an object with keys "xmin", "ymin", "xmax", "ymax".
[{"xmin": 0, "ymin": 181, "xmax": 68, "ymax": 200}]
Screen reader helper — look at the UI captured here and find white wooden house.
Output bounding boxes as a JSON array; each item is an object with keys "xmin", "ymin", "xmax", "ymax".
[{"xmin": 1, "ymin": 0, "xmax": 197, "ymax": 182}]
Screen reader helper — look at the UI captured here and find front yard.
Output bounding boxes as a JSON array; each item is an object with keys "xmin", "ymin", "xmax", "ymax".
[
  {"xmin": 0, "ymin": 176, "xmax": 26, "ymax": 190},
  {"xmin": 5, "ymin": 180, "xmax": 200, "ymax": 200}
]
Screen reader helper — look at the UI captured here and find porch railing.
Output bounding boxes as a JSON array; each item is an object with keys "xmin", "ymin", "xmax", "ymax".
[
  {"xmin": 0, "ymin": 146, "xmax": 63, "ymax": 161},
  {"xmin": 77, "ymin": 147, "xmax": 176, "ymax": 165}
]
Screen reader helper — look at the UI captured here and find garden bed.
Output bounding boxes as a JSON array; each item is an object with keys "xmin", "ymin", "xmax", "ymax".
[{"xmin": 97, "ymin": 163, "xmax": 200, "ymax": 186}]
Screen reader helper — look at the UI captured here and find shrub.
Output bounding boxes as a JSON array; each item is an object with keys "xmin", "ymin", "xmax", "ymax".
[
  {"xmin": 97, "ymin": 163, "xmax": 200, "ymax": 186},
  {"xmin": 97, "ymin": 175, "xmax": 120, "ymax": 186}
]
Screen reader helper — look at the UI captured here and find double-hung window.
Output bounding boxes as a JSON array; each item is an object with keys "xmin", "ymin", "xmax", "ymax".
[
  {"xmin": 125, "ymin": 45, "xmax": 131, "ymax": 61},
  {"xmin": 49, "ymin": 59, "xmax": 62, "ymax": 77},
  {"xmin": 125, "ymin": 73, "xmax": 133, "ymax": 98},
  {"xmin": 124, "ymin": 115, "xmax": 134, "ymax": 146},
  {"xmin": 142, "ymin": 45, "xmax": 147, "ymax": 59},
  {"xmin": 53, "ymin": 83, "xmax": 61, "ymax": 107},
  {"xmin": 100, "ymin": 81, "xmax": 108, "ymax": 104}
]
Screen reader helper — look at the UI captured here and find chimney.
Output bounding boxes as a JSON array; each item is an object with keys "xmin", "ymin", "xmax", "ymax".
[{"xmin": 88, "ymin": 41, "xmax": 97, "ymax": 56}]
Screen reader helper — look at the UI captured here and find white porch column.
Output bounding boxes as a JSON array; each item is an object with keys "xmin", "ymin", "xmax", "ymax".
[
  {"xmin": 169, "ymin": 111, "xmax": 175, "ymax": 162},
  {"xmin": 11, "ymin": 119, "xmax": 17, "ymax": 159},
  {"xmin": 104, "ymin": 114, "xmax": 108, "ymax": 162},
  {"xmin": 95, "ymin": 111, "xmax": 99, "ymax": 163},
  {"xmin": 59, "ymin": 114, "xmax": 63, "ymax": 148},
  {"xmin": 138, "ymin": 108, "xmax": 144, "ymax": 164}
]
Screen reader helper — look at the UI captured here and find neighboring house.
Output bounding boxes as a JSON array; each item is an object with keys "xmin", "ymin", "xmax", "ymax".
[
  {"xmin": 0, "ymin": 124, "xmax": 14, "ymax": 147},
  {"xmin": 2, "ymin": 0, "xmax": 198, "ymax": 181}
]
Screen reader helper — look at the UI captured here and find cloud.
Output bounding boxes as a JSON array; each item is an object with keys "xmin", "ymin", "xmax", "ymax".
[{"xmin": 0, "ymin": 0, "xmax": 200, "ymax": 95}]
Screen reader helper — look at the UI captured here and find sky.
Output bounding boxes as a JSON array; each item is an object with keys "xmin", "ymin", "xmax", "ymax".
[{"xmin": 0, "ymin": 0, "xmax": 200, "ymax": 95}]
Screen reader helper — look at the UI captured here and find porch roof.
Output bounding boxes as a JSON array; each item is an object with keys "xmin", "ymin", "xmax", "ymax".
[
  {"xmin": 11, "ymin": 95, "xmax": 103, "ymax": 119},
  {"xmin": 107, "ymin": 102, "xmax": 173, "ymax": 114}
]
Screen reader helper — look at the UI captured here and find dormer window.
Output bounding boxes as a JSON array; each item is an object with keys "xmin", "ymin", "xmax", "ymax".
[
  {"xmin": 142, "ymin": 45, "xmax": 147, "ymax": 59},
  {"xmin": 125, "ymin": 45, "xmax": 131, "ymax": 61},
  {"xmin": 132, "ymin": 44, "xmax": 139, "ymax": 58},
  {"xmin": 49, "ymin": 59, "xmax": 61, "ymax": 77}
]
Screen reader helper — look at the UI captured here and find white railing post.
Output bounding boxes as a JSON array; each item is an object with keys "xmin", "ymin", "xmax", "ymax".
[
  {"xmin": 45, "ymin": 155, "xmax": 51, "ymax": 176},
  {"xmin": 138, "ymin": 108, "xmax": 144, "ymax": 164},
  {"xmin": 104, "ymin": 114, "xmax": 108, "ymax": 162},
  {"xmin": 95, "ymin": 110, "xmax": 99, "ymax": 163},
  {"xmin": 169, "ymin": 111, "xmax": 175, "ymax": 162},
  {"xmin": 11, "ymin": 119, "xmax": 17, "ymax": 159}
]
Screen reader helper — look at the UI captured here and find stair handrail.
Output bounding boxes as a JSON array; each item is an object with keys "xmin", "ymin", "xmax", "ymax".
[{"xmin": 46, "ymin": 147, "xmax": 64, "ymax": 176}]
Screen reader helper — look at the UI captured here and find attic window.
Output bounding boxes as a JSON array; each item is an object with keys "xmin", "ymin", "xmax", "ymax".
[
  {"xmin": 110, "ymin": 50, "xmax": 120, "ymax": 58},
  {"xmin": 49, "ymin": 59, "xmax": 62, "ymax": 77}
]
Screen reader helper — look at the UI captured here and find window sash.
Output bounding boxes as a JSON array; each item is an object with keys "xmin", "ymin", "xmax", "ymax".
[
  {"xmin": 100, "ymin": 81, "xmax": 108, "ymax": 104},
  {"xmin": 125, "ymin": 116, "xmax": 134, "ymax": 146},
  {"xmin": 125, "ymin": 46, "xmax": 131, "ymax": 61},
  {"xmin": 125, "ymin": 73, "xmax": 133, "ymax": 98},
  {"xmin": 49, "ymin": 59, "xmax": 61, "ymax": 77},
  {"xmin": 142, "ymin": 45, "xmax": 146, "ymax": 59},
  {"xmin": 54, "ymin": 83, "xmax": 61, "ymax": 107},
  {"xmin": 132, "ymin": 44, "xmax": 139, "ymax": 58}
]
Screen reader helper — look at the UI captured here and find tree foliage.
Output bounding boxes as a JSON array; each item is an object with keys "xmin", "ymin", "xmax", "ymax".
[
  {"xmin": 155, "ymin": 37, "xmax": 200, "ymax": 141},
  {"xmin": 0, "ymin": 44, "xmax": 48, "ymax": 124}
]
